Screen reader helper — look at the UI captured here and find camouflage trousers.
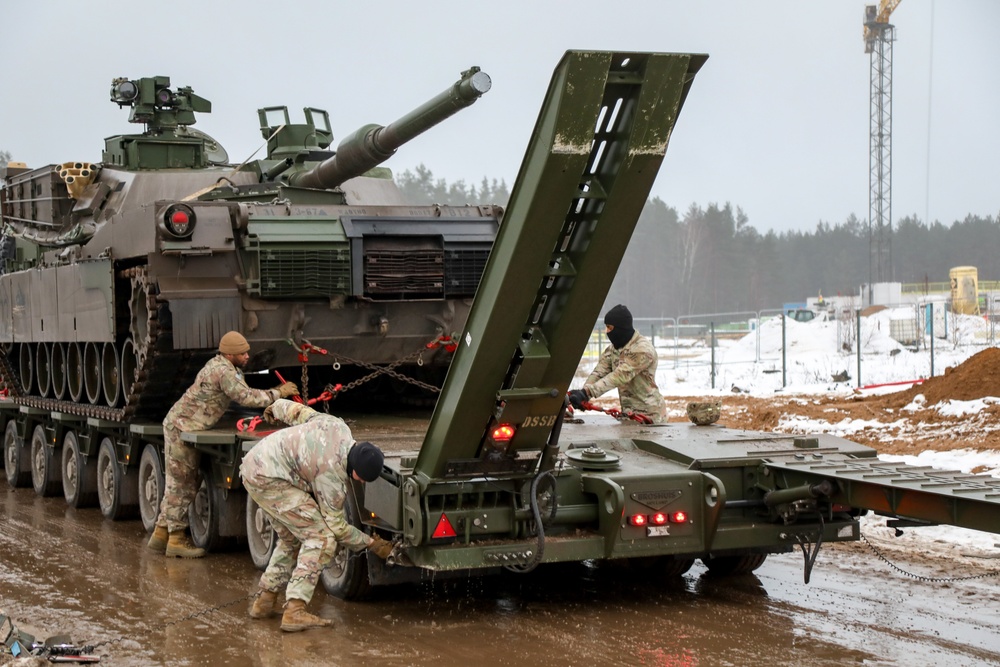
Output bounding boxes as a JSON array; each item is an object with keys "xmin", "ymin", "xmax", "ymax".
[
  {"xmin": 154, "ymin": 423, "xmax": 202, "ymax": 532},
  {"xmin": 243, "ymin": 476, "xmax": 337, "ymax": 604}
]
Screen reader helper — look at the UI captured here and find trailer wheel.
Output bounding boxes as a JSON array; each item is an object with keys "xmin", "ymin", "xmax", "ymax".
[
  {"xmin": 246, "ymin": 493, "xmax": 277, "ymax": 570},
  {"xmin": 618, "ymin": 555, "xmax": 695, "ymax": 578},
  {"xmin": 138, "ymin": 444, "xmax": 164, "ymax": 532},
  {"xmin": 189, "ymin": 466, "xmax": 246, "ymax": 552},
  {"xmin": 4, "ymin": 420, "xmax": 30, "ymax": 488},
  {"xmin": 321, "ymin": 487, "xmax": 372, "ymax": 601},
  {"xmin": 30, "ymin": 424, "xmax": 62, "ymax": 497},
  {"xmin": 702, "ymin": 553, "xmax": 768, "ymax": 575},
  {"xmin": 97, "ymin": 437, "xmax": 139, "ymax": 520},
  {"xmin": 660, "ymin": 557, "xmax": 695, "ymax": 577},
  {"xmin": 62, "ymin": 430, "xmax": 98, "ymax": 508}
]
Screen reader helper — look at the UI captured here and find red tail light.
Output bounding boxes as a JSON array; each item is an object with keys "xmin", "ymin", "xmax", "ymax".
[
  {"xmin": 491, "ymin": 424, "xmax": 515, "ymax": 442},
  {"xmin": 671, "ymin": 511, "xmax": 688, "ymax": 523},
  {"xmin": 628, "ymin": 513, "xmax": 648, "ymax": 526},
  {"xmin": 651, "ymin": 512, "xmax": 668, "ymax": 525}
]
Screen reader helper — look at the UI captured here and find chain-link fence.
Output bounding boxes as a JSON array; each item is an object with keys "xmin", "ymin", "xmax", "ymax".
[{"xmin": 580, "ymin": 304, "xmax": 1000, "ymax": 391}]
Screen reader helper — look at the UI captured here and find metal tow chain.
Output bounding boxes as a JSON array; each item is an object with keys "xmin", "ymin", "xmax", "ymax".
[
  {"xmin": 328, "ymin": 335, "xmax": 456, "ymax": 397},
  {"xmin": 859, "ymin": 532, "xmax": 1000, "ymax": 582}
]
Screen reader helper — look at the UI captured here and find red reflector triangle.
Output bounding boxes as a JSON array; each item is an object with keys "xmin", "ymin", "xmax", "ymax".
[{"xmin": 432, "ymin": 513, "xmax": 457, "ymax": 539}]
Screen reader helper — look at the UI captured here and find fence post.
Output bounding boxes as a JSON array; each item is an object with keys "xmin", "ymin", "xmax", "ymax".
[
  {"xmin": 856, "ymin": 309, "xmax": 862, "ymax": 388},
  {"xmin": 710, "ymin": 322, "xmax": 716, "ymax": 389},
  {"xmin": 781, "ymin": 313, "xmax": 787, "ymax": 388},
  {"xmin": 929, "ymin": 304, "xmax": 935, "ymax": 378}
]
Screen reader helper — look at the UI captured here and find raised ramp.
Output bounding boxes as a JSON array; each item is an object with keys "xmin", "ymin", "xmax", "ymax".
[{"xmin": 415, "ymin": 51, "xmax": 706, "ymax": 479}]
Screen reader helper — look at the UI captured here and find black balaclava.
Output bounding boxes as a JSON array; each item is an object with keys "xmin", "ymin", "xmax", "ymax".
[
  {"xmin": 347, "ymin": 441, "xmax": 385, "ymax": 482},
  {"xmin": 604, "ymin": 304, "xmax": 635, "ymax": 350}
]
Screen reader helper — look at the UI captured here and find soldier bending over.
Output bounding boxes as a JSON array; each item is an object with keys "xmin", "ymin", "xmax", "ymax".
[{"xmin": 241, "ymin": 399, "xmax": 394, "ymax": 632}]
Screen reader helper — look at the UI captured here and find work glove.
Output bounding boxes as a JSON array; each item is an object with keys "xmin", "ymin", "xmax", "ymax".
[
  {"xmin": 262, "ymin": 403, "xmax": 280, "ymax": 424},
  {"xmin": 368, "ymin": 535, "xmax": 394, "ymax": 560},
  {"xmin": 567, "ymin": 389, "xmax": 588, "ymax": 410},
  {"xmin": 275, "ymin": 381, "xmax": 299, "ymax": 398}
]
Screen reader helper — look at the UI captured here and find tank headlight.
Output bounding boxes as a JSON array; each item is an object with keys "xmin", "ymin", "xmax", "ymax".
[{"xmin": 161, "ymin": 204, "xmax": 196, "ymax": 239}]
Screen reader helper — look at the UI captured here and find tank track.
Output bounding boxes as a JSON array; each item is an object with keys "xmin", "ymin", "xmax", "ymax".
[{"xmin": 1, "ymin": 266, "xmax": 213, "ymax": 424}]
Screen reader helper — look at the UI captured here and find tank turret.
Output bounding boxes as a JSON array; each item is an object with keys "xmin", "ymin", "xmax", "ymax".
[{"xmin": 278, "ymin": 67, "xmax": 491, "ymax": 189}]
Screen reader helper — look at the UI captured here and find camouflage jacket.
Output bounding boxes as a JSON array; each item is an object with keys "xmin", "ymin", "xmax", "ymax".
[
  {"xmin": 239, "ymin": 400, "xmax": 370, "ymax": 551},
  {"xmin": 585, "ymin": 331, "xmax": 667, "ymax": 423},
  {"xmin": 164, "ymin": 354, "xmax": 278, "ymax": 432}
]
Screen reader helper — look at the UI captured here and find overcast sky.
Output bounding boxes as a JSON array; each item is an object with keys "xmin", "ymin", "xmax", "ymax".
[{"xmin": 2, "ymin": 0, "xmax": 997, "ymax": 233}]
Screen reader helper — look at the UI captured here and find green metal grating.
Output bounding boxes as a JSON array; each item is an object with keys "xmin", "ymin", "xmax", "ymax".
[{"xmin": 252, "ymin": 244, "xmax": 351, "ymax": 298}]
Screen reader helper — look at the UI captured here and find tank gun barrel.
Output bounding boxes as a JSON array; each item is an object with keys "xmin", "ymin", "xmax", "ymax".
[{"xmin": 289, "ymin": 67, "xmax": 491, "ymax": 189}]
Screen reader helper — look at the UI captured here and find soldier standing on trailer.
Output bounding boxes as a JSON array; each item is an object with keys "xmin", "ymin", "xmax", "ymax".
[
  {"xmin": 568, "ymin": 304, "xmax": 667, "ymax": 423},
  {"xmin": 241, "ymin": 399, "xmax": 394, "ymax": 632},
  {"xmin": 146, "ymin": 331, "xmax": 299, "ymax": 558}
]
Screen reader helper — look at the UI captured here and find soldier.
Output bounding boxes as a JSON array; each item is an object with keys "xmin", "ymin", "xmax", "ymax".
[
  {"xmin": 146, "ymin": 331, "xmax": 298, "ymax": 558},
  {"xmin": 240, "ymin": 399, "xmax": 394, "ymax": 632},
  {"xmin": 568, "ymin": 304, "xmax": 667, "ymax": 423}
]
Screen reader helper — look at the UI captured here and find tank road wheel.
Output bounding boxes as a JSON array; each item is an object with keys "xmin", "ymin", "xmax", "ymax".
[
  {"xmin": 321, "ymin": 487, "xmax": 372, "ymax": 600},
  {"xmin": 62, "ymin": 430, "xmax": 98, "ymax": 508},
  {"xmin": 189, "ymin": 465, "xmax": 247, "ymax": 552},
  {"xmin": 246, "ymin": 492, "xmax": 278, "ymax": 570},
  {"xmin": 51, "ymin": 343, "xmax": 67, "ymax": 400},
  {"xmin": 96, "ymin": 436, "xmax": 139, "ymax": 520},
  {"xmin": 66, "ymin": 343, "xmax": 84, "ymax": 403},
  {"xmin": 702, "ymin": 553, "xmax": 768, "ymax": 576},
  {"xmin": 4, "ymin": 420, "xmax": 30, "ymax": 488},
  {"xmin": 35, "ymin": 344, "xmax": 51, "ymax": 398},
  {"xmin": 101, "ymin": 342, "xmax": 122, "ymax": 407},
  {"xmin": 18, "ymin": 344, "xmax": 34, "ymax": 395},
  {"xmin": 138, "ymin": 443, "xmax": 165, "ymax": 533},
  {"xmin": 83, "ymin": 342, "xmax": 103, "ymax": 406},
  {"xmin": 30, "ymin": 424, "xmax": 62, "ymax": 497},
  {"xmin": 121, "ymin": 338, "xmax": 139, "ymax": 398}
]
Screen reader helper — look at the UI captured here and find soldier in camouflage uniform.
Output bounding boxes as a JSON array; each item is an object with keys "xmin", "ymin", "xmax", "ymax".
[
  {"xmin": 241, "ymin": 399, "xmax": 394, "ymax": 632},
  {"xmin": 146, "ymin": 331, "xmax": 299, "ymax": 558},
  {"xmin": 568, "ymin": 304, "xmax": 667, "ymax": 423}
]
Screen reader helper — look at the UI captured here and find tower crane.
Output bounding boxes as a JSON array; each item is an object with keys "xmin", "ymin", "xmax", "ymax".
[{"xmin": 864, "ymin": 0, "xmax": 901, "ymax": 286}]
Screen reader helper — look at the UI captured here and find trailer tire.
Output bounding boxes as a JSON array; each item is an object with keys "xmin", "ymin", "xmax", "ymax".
[
  {"xmin": 138, "ymin": 444, "xmax": 165, "ymax": 532},
  {"xmin": 189, "ymin": 465, "xmax": 247, "ymax": 553},
  {"xmin": 246, "ymin": 493, "xmax": 277, "ymax": 570},
  {"xmin": 62, "ymin": 430, "xmax": 98, "ymax": 508},
  {"xmin": 321, "ymin": 487, "xmax": 372, "ymax": 601},
  {"xmin": 30, "ymin": 424, "xmax": 62, "ymax": 497},
  {"xmin": 4, "ymin": 420, "xmax": 30, "ymax": 489},
  {"xmin": 702, "ymin": 553, "xmax": 768, "ymax": 575},
  {"xmin": 97, "ymin": 437, "xmax": 139, "ymax": 520}
]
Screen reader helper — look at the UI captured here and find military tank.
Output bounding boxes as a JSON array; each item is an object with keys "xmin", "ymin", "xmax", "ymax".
[{"xmin": 0, "ymin": 68, "xmax": 497, "ymax": 420}]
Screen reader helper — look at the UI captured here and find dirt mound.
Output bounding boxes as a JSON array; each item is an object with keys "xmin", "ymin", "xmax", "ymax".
[{"xmin": 878, "ymin": 347, "xmax": 1000, "ymax": 408}]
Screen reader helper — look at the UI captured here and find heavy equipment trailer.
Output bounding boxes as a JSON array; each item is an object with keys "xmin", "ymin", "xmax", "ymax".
[{"xmin": 319, "ymin": 49, "xmax": 1000, "ymax": 598}]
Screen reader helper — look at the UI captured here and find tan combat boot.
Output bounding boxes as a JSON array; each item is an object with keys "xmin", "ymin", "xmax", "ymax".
[
  {"xmin": 249, "ymin": 590, "xmax": 278, "ymax": 619},
  {"xmin": 146, "ymin": 525, "xmax": 168, "ymax": 553},
  {"xmin": 165, "ymin": 531, "xmax": 206, "ymax": 558},
  {"xmin": 280, "ymin": 599, "xmax": 333, "ymax": 632}
]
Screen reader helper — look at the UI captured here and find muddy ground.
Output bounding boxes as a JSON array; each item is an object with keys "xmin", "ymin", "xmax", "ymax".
[{"xmin": 2, "ymin": 350, "xmax": 1000, "ymax": 666}]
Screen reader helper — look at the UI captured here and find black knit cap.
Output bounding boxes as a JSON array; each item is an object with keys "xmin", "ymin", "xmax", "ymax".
[
  {"xmin": 347, "ymin": 441, "xmax": 384, "ymax": 482},
  {"xmin": 604, "ymin": 304, "xmax": 633, "ymax": 329}
]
